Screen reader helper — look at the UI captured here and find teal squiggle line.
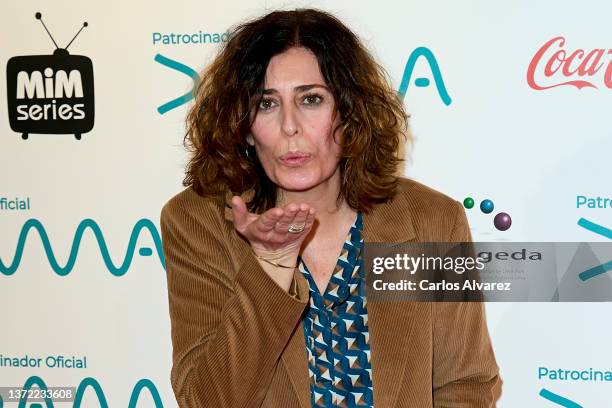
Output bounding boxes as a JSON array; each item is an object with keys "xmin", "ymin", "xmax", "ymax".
[
  {"xmin": 579, "ymin": 260, "xmax": 612, "ymax": 281},
  {"xmin": 154, "ymin": 53, "xmax": 200, "ymax": 114},
  {"xmin": 12, "ymin": 375, "xmax": 164, "ymax": 408},
  {"xmin": 0, "ymin": 218, "xmax": 165, "ymax": 276},
  {"xmin": 576, "ymin": 218, "xmax": 612, "ymax": 280},
  {"xmin": 17, "ymin": 375, "xmax": 54, "ymax": 408},
  {"xmin": 73, "ymin": 377, "xmax": 109, "ymax": 408},
  {"xmin": 397, "ymin": 47, "xmax": 452, "ymax": 105},
  {"xmin": 128, "ymin": 379, "xmax": 164, "ymax": 407},
  {"xmin": 539, "ymin": 388, "xmax": 582, "ymax": 408},
  {"xmin": 578, "ymin": 217, "xmax": 612, "ymax": 239}
]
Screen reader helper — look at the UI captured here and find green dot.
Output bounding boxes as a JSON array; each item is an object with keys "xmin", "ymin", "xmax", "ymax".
[{"xmin": 463, "ymin": 197, "xmax": 475, "ymax": 209}]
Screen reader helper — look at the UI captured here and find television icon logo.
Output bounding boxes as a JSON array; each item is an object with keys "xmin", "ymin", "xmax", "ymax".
[{"xmin": 6, "ymin": 12, "xmax": 94, "ymax": 140}]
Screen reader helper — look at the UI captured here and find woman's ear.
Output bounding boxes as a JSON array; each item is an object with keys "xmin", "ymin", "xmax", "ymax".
[{"xmin": 246, "ymin": 133, "xmax": 255, "ymax": 146}]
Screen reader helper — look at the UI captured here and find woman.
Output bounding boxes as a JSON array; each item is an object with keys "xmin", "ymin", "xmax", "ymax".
[{"xmin": 160, "ymin": 8, "xmax": 502, "ymax": 408}]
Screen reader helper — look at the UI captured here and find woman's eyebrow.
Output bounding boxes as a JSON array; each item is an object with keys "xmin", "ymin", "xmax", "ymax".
[{"xmin": 262, "ymin": 84, "xmax": 330, "ymax": 94}]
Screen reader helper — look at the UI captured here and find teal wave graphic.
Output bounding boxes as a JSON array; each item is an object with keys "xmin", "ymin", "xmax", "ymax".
[
  {"xmin": 579, "ymin": 260, "xmax": 612, "ymax": 281},
  {"xmin": 154, "ymin": 53, "xmax": 199, "ymax": 114},
  {"xmin": 578, "ymin": 217, "xmax": 612, "ymax": 240},
  {"xmin": 397, "ymin": 47, "xmax": 451, "ymax": 105},
  {"xmin": 0, "ymin": 375, "xmax": 164, "ymax": 408},
  {"xmin": 0, "ymin": 218, "xmax": 165, "ymax": 276},
  {"xmin": 539, "ymin": 388, "xmax": 582, "ymax": 408},
  {"xmin": 576, "ymin": 218, "xmax": 612, "ymax": 280}
]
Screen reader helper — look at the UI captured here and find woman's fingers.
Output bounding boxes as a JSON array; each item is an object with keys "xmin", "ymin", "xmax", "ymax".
[
  {"xmin": 282, "ymin": 204, "xmax": 309, "ymax": 232},
  {"xmin": 273, "ymin": 203, "xmax": 300, "ymax": 233},
  {"xmin": 256, "ymin": 207, "xmax": 284, "ymax": 232},
  {"xmin": 233, "ymin": 198, "xmax": 316, "ymax": 249},
  {"xmin": 296, "ymin": 207, "xmax": 316, "ymax": 237},
  {"xmin": 299, "ymin": 206, "xmax": 316, "ymax": 231}
]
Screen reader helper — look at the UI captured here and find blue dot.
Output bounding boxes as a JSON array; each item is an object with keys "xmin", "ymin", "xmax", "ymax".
[
  {"xmin": 415, "ymin": 77, "xmax": 430, "ymax": 87},
  {"xmin": 480, "ymin": 199, "xmax": 494, "ymax": 214},
  {"xmin": 139, "ymin": 247, "xmax": 153, "ymax": 256}
]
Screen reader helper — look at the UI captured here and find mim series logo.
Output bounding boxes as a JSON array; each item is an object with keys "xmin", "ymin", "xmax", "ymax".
[
  {"xmin": 527, "ymin": 36, "xmax": 611, "ymax": 91},
  {"xmin": 6, "ymin": 12, "xmax": 94, "ymax": 140}
]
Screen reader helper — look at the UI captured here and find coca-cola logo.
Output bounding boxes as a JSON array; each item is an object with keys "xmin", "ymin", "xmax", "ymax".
[{"xmin": 527, "ymin": 36, "xmax": 611, "ymax": 90}]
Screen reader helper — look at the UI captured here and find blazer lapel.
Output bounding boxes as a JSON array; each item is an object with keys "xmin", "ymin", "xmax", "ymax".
[{"xmin": 362, "ymin": 192, "xmax": 419, "ymax": 408}]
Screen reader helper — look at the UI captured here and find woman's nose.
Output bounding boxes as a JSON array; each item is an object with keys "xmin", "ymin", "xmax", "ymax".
[{"xmin": 280, "ymin": 103, "xmax": 300, "ymax": 136}]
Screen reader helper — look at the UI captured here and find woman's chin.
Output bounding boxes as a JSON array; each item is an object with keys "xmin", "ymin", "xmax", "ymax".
[{"xmin": 275, "ymin": 174, "xmax": 320, "ymax": 192}]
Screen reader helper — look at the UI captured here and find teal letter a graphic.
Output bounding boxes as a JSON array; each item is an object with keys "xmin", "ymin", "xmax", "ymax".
[{"xmin": 398, "ymin": 47, "xmax": 451, "ymax": 106}]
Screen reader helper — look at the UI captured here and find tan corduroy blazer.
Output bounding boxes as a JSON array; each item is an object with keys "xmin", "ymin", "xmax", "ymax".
[{"xmin": 160, "ymin": 177, "xmax": 503, "ymax": 408}]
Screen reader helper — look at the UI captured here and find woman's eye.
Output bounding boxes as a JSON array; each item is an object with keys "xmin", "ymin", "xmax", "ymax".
[
  {"xmin": 303, "ymin": 94, "xmax": 323, "ymax": 105},
  {"xmin": 258, "ymin": 98, "xmax": 276, "ymax": 111}
]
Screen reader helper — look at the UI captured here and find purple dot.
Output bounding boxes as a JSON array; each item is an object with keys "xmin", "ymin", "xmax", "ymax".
[{"xmin": 494, "ymin": 212, "xmax": 512, "ymax": 231}]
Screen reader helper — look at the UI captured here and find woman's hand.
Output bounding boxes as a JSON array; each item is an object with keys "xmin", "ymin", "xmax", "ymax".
[{"xmin": 231, "ymin": 195, "xmax": 316, "ymax": 292}]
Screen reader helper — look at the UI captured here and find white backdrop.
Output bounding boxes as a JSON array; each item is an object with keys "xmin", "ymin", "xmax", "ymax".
[{"xmin": 1, "ymin": 0, "xmax": 610, "ymax": 406}]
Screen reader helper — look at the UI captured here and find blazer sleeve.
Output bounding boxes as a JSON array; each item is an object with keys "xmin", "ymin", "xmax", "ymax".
[
  {"xmin": 432, "ymin": 201, "xmax": 503, "ymax": 407},
  {"xmin": 160, "ymin": 200, "xmax": 310, "ymax": 407}
]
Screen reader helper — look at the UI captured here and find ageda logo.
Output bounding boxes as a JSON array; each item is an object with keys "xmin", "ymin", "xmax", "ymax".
[
  {"xmin": 6, "ymin": 12, "xmax": 94, "ymax": 140},
  {"xmin": 527, "ymin": 36, "xmax": 612, "ymax": 91}
]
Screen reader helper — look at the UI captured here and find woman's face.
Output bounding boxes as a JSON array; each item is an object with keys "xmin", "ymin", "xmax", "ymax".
[{"xmin": 249, "ymin": 46, "xmax": 342, "ymax": 193}]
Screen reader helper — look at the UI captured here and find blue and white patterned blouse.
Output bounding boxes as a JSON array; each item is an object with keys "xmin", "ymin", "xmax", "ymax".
[{"xmin": 298, "ymin": 211, "xmax": 374, "ymax": 407}]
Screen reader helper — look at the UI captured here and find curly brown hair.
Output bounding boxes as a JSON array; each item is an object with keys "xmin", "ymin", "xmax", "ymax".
[{"xmin": 183, "ymin": 8, "xmax": 411, "ymax": 214}]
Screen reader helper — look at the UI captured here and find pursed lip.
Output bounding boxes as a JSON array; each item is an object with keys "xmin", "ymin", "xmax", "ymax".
[
  {"xmin": 280, "ymin": 151, "xmax": 311, "ymax": 160},
  {"xmin": 279, "ymin": 151, "xmax": 312, "ymax": 166}
]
